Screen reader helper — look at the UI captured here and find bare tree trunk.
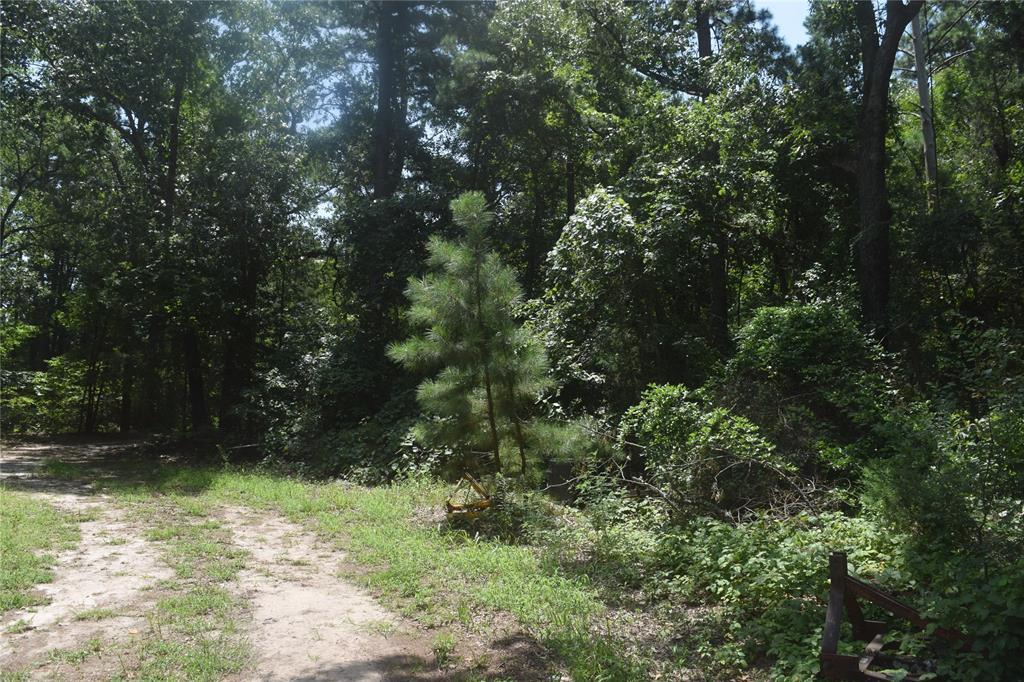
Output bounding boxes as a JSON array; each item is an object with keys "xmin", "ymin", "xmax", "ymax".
[
  {"xmin": 854, "ymin": 1, "xmax": 923, "ymax": 338},
  {"xmin": 566, "ymin": 156, "xmax": 576, "ymax": 220},
  {"xmin": 525, "ymin": 170, "xmax": 545, "ymax": 298},
  {"xmin": 482, "ymin": 365, "xmax": 502, "ymax": 473},
  {"xmin": 119, "ymin": 355, "xmax": 134, "ymax": 433},
  {"xmin": 696, "ymin": 7, "xmax": 729, "ymax": 352},
  {"xmin": 371, "ymin": 2, "xmax": 407, "ymax": 199},
  {"xmin": 912, "ymin": 12, "xmax": 938, "ymax": 209},
  {"xmin": 696, "ymin": 6, "xmax": 712, "ymax": 80},
  {"xmin": 183, "ymin": 326, "xmax": 210, "ymax": 430}
]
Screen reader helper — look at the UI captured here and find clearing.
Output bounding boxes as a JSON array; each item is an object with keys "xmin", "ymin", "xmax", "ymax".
[{"xmin": 0, "ymin": 439, "xmax": 487, "ymax": 681}]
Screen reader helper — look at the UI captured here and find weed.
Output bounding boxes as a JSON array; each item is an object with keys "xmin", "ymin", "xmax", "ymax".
[
  {"xmin": 363, "ymin": 619, "xmax": 397, "ymax": 637},
  {"xmin": 73, "ymin": 607, "xmax": 119, "ymax": 621},
  {"xmin": 46, "ymin": 636, "xmax": 103, "ymax": 664},
  {"xmin": 432, "ymin": 631, "xmax": 458, "ymax": 667},
  {"xmin": 4, "ymin": 619, "xmax": 31, "ymax": 634}
]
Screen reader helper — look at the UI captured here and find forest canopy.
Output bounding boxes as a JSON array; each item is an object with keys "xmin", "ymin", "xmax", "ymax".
[{"xmin": 1, "ymin": 0, "xmax": 1022, "ymax": 679}]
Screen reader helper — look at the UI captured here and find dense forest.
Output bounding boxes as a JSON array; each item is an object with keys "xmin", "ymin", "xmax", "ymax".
[{"xmin": 2, "ymin": 0, "xmax": 1022, "ymax": 679}]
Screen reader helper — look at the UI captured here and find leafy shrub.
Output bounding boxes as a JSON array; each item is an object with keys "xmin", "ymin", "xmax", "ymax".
[
  {"xmin": 864, "ymin": 399, "xmax": 1023, "ymax": 555},
  {"xmin": 305, "ymin": 392, "xmax": 420, "ymax": 482},
  {"xmin": 862, "ymin": 396, "xmax": 1024, "ymax": 680},
  {"xmin": 716, "ymin": 303, "xmax": 894, "ymax": 473},
  {"xmin": 659, "ymin": 512, "xmax": 906, "ymax": 680},
  {"xmin": 619, "ymin": 384, "xmax": 793, "ymax": 519},
  {"xmin": 921, "ymin": 313, "xmax": 1024, "ymax": 410},
  {"xmin": 0, "ymin": 356, "xmax": 89, "ymax": 433}
]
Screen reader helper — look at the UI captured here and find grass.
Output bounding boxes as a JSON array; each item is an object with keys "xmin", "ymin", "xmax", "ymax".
[
  {"xmin": 110, "ymin": 500, "xmax": 250, "ymax": 681},
  {"xmin": 65, "ymin": 462, "xmax": 650, "ymax": 679},
  {"xmin": 31, "ymin": 454, "xmax": 658, "ymax": 679},
  {"xmin": 432, "ymin": 631, "xmax": 458, "ymax": 667},
  {"xmin": 5, "ymin": 619, "xmax": 31, "ymax": 633},
  {"xmin": 0, "ymin": 486, "xmax": 79, "ymax": 613},
  {"xmin": 73, "ymin": 606, "xmax": 120, "ymax": 621},
  {"xmin": 46, "ymin": 636, "xmax": 104, "ymax": 664},
  {"xmin": 38, "ymin": 458, "xmax": 86, "ymax": 480}
]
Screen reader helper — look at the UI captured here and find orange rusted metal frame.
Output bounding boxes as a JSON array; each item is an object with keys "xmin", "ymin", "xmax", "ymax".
[{"xmin": 445, "ymin": 473, "xmax": 492, "ymax": 518}]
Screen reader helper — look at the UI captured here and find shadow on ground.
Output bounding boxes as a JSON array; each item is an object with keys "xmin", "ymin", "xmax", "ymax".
[
  {"xmin": 0, "ymin": 436, "xmax": 189, "ymax": 498},
  {"xmin": 282, "ymin": 632, "xmax": 556, "ymax": 681}
]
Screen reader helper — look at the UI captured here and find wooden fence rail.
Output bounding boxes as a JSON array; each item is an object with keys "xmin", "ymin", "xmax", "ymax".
[{"xmin": 820, "ymin": 552, "xmax": 972, "ymax": 681}]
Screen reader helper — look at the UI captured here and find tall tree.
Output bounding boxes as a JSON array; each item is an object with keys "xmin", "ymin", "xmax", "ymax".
[
  {"xmin": 911, "ymin": 10, "xmax": 938, "ymax": 209},
  {"xmin": 853, "ymin": 0, "xmax": 923, "ymax": 336}
]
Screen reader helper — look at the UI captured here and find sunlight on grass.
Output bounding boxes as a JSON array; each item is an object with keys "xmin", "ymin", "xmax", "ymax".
[
  {"xmin": 101, "ymin": 490, "xmax": 251, "ymax": 680},
  {"xmin": 38, "ymin": 458, "xmax": 87, "ymax": 480},
  {"xmin": 34, "ymin": 457, "xmax": 646, "ymax": 677},
  {"xmin": 115, "ymin": 465, "xmax": 639, "ymax": 677},
  {"xmin": 0, "ymin": 487, "xmax": 79, "ymax": 613}
]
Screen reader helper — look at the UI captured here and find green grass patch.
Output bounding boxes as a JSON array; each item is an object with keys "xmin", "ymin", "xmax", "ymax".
[
  {"xmin": 54, "ymin": 476, "xmax": 251, "ymax": 678},
  {"xmin": 83, "ymin": 464, "xmax": 645, "ymax": 678},
  {"xmin": 46, "ymin": 635, "xmax": 104, "ymax": 664},
  {"xmin": 0, "ymin": 487, "xmax": 79, "ymax": 613},
  {"xmin": 5, "ymin": 619, "xmax": 31, "ymax": 633},
  {"xmin": 73, "ymin": 607, "xmax": 120, "ymax": 621},
  {"xmin": 0, "ymin": 672, "xmax": 29, "ymax": 682},
  {"xmin": 38, "ymin": 458, "xmax": 89, "ymax": 480}
]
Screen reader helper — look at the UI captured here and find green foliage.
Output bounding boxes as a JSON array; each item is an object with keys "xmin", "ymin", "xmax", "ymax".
[
  {"xmin": 620, "ymin": 384, "xmax": 793, "ymax": 519},
  {"xmin": 717, "ymin": 303, "xmax": 894, "ymax": 473},
  {"xmin": 864, "ymin": 398, "xmax": 1023, "ymax": 556},
  {"xmin": 0, "ymin": 356, "xmax": 90, "ymax": 434},
  {"xmin": 659, "ymin": 512, "xmax": 905, "ymax": 680},
  {"xmin": 535, "ymin": 188, "xmax": 657, "ymax": 408},
  {"xmin": 389, "ymin": 192, "xmax": 551, "ymax": 474}
]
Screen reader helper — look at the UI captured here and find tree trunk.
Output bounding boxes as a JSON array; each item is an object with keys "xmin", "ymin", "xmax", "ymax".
[
  {"xmin": 183, "ymin": 325, "xmax": 210, "ymax": 430},
  {"xmin": 708, "ymin": 224, "xmax": 730, "ymax": 352},
  {"xmin": 372, "ymin": 1, "xmax": 407, "ymax": 199},
  {"xmin": 696, "ymin": 6, "xmax": 712, "ymax": 78},
  {"xmin": 482, "ymin": 365, "xmax": 502, "ymax": 473},
  {"xmin": 566, "ymin": 156, "xmax": 576, "ymax": 220},
  {"xmin": 696, "ymin": 7, "xmax": 730, "ymax": 351},
  {"xmin": 119, "ymin": 354, "xmax": 134, "ymax": 433},
  {"xmin": 219, "ymin": 321, "xmax": 255, "ymax": 435},
  {"xmin": 525, "ymin": 170, "xmax": 545, "ymax": 297},
  {"xmin": 854, "ymin": 0, "xmax": 923, "ymax": 338},
  {"xmin": 911, "ymin": 12, "xmax": 938, "ymax": 209}
]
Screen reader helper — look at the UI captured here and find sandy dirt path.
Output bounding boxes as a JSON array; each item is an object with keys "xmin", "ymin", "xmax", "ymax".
[
  {"xmin": 219, "ymin": 506, "xmax": 440, "ymax": 681},
  {"xmin": 0, "ymin": 440, "xmax": 446, "ymax": 681}
]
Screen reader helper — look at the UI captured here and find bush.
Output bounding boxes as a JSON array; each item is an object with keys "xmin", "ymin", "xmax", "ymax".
[
  {"xmin": 0, "ymin": 356, "xmax": 90, "ymax": 434},
  {"xmin": 716, "ymin": 303, "xmax": 894, "ymax": 474},
  {"xmin": 862, "ymin": 396, "xmax": 1024, "ymax": 680},
  {"xmin": 864, "ymin": 397, "xmax": 1023, "ymax": 556},
  {"xmin": 619, "ymin": 384, "xmax": 794, "ymax": 519},
  {"xmin": 658, "ymin": 512, "xmax": 906, "ymax": 679}
]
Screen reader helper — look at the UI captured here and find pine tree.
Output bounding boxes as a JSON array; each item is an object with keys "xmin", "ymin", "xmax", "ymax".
[{"xmin": 388, "ymin": 192, "xmax": 551, "ymax": 474}]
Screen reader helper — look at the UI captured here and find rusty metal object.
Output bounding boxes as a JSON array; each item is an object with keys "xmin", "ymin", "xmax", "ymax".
[
  {"xmin": 820, "ymin": 552, "xmax": 972, "ymax": 681},
  {"xmin": 445, "ymin": 473, "xmax": 491, "ymax": 520}
]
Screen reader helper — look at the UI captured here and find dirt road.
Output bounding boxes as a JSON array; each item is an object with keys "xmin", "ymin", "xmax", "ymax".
[{"xmin": 0, "ymin": 440, "xmax": 449, "ymax": 681}]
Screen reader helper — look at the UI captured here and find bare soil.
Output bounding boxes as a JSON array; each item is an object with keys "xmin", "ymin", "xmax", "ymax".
[{"xmin": 0, "ymin": 440, "xmax": 458, "ymax": 681}]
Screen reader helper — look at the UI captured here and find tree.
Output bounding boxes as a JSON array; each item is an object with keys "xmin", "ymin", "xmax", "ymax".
[
  {"xmin": 853, "ymin": 0, "xmax": 923, "ymax": 336},
  {"xmin": 389, "ymin": 192, "xmax": 550, "ymax": 475}
]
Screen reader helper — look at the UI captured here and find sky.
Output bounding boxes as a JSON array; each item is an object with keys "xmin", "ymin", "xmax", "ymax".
[{"xmin": 757, "ymin": 0, "xmax": 811, "ymax": 48}]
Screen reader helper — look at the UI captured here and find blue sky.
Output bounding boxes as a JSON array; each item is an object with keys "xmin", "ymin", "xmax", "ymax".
[{"xmin": 757, "ymin": 0, "xmax": 811, "ymax": 48}]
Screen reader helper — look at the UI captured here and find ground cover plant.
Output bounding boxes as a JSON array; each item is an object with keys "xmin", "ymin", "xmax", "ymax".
[{"xmin": 0, "ymin": 489, "xmax": 79, "ymax": 613}]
